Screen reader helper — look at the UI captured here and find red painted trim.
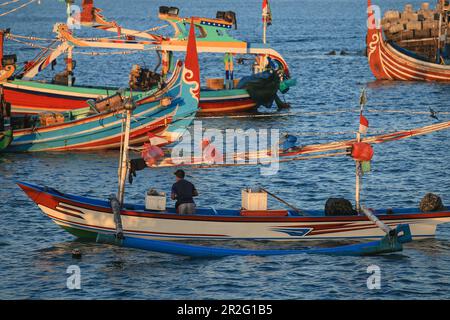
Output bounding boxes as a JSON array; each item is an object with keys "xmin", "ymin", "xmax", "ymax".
[
  {"xmin": 3, "ymin": 87, "xmax": 89, "ymax": 113},
  {"xmin": 240, "ymin": 210, "xmax": 288, "ymax": 217}
]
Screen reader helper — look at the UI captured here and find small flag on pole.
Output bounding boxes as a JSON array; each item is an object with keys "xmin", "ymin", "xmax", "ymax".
[
  {"xmin": 359, "ymin": 114, "xmax": 369, "ymax": 134},
  {"xmin": 262, "ymin": 0, "xmax": 272, "ymax": 26}
]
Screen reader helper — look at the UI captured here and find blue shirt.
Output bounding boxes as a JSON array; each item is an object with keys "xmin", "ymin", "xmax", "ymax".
[{"xmin": 171, "ymin": 179, "xmax": 197, "ymax": 208}]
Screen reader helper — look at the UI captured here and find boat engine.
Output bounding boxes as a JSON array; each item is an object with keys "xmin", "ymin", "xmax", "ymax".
[
  {"xmin": 216, "ymin": 11, "xmax": 237, "ymax": 29},
  {"xmin": 129, "ymin": 64, "xmax": 162, "ymax": 91},
  {"xmin": 159, "ymin": 6, "xmax": 179, "ymax": 16}
]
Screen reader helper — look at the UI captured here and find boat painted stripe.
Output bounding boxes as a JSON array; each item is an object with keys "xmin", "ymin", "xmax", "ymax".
[
  {"xmin": 380, "ymin": 48, "xmax": 423, "ymax": 80},
  {"xmin": 45, "ymin": 210, "xmax": 229, "ymax": 237},
  {"xmin": 12, "ymin": 97, "xmax": 166, "ymax": 136},
  {"xmin": 381, "ymin": 42, "xmax": 450, "ymax": 80},
  {"xmin": 385, "ymin": 42, "xmax": 450, "ymax": 72},
  {"xmin": 198, "ymin": 103, "xmax": 256, "ymax": 113},
  {"xmin": 2, "ymin": 83, "xmax": 103, "ymax": 99},
  {"xmin": 56, "ymin": 205, "xmax": 85, "ymax": 215},
  {"xmin": 53, "ymin": 208, "xmax": 84, "ymax": 220},
  {"xmin": 36, "ymin": 116, "xmax": 171, "ymax": 151},
  {"xmin": 381, "ymin": 47, "xmax": 445, "ymax": 80},
  {"xmin": 8, "ymin": 111, "xmax": 173, "ymax": 152},
  {"xmin": 51, "ymin": 219, "xmax": 435, "ymax": 240},
  {"xmin": 200, "ymin": 93, "xmax": 250, "ymax": 101}
]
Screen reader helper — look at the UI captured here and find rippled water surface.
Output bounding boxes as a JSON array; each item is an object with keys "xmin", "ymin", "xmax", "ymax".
[{"xmin": 1, "ymin": 0, "xmax": 450, "ymax": 299}]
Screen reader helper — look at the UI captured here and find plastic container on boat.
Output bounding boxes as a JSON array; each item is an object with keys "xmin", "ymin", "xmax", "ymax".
[
  {"xmin": 145, "ymin": 189, "xmax": 166, "ymax": 211},
  {"xmin": 241, "ymin": 188, "xmax": 267, "ymax": 211}
]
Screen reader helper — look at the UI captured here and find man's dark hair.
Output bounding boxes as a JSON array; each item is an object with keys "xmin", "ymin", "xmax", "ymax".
[{"xmin": 174, "ymin": 169, "xmax": 185, "ymax": 179}]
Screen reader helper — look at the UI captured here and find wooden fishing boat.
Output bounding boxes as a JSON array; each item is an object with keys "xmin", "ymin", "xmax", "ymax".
[
  {"xmin": 0, "ymin": 2, "xmax": 295, "ymax": 115},
  {"xmin": 1, "ymin": 58, "xmax": 199, "ymax": 152},
  {"xmin": 367, "ymin": 0, "xmax": 450, "ymax": 81},
  {"xmin": 17, "ymin": 181, "xmax": 450, "ymax": 241},
  {"xmin": 18, "ymin": 96, "xmax": 450, "ymax": 241},
  {"xmin": 3, "ymin": 79, "xmax": 258, "ymax": 116}
]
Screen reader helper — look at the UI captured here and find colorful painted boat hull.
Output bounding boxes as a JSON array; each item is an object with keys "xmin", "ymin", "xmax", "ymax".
[
  {"xmin": 18, "ymin": 182, "xmax": 450, "ymax": 241},
  {"xmin": 2, "ymin": 80, "xmax": 256, "ymax": 115},
  {"xmin": 2, "ymin": 61, "xmax": 198, "ymax": 152},
  {"xmin": 367, "ymin": 0, "xmax": 450, "ymax": 82}
]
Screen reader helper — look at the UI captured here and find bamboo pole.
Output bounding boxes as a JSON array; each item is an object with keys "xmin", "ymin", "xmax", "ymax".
[
  {"xmin": 437, "ymin": 8, "xmax": 443, "ymax": 63},
  {"xmin": 355, "ymin": 132, "xmax": 361, "ymax": 213},
  {"xmin": 0, "ymin": 30, "xmax": 4, "ymax": 70},
  {"xmin": 263, "ymin": 17, "xmax": 267, "ymax": 44},
  {"xmin": 117, "ymin": 96, "xmax": 134, "ymax": 205},
  {"xmin": 67, "ymin": 46, "xmax": 73, "ymax": 86}
]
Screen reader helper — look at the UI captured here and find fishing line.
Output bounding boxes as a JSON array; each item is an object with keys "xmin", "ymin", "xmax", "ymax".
[
  {"xmin": 0, "ymin": 0, "xmax": 37, "ymax": 17},
  {"xmin": 0, "ymin": 0, "xmax": 20, "ymax": 7}
]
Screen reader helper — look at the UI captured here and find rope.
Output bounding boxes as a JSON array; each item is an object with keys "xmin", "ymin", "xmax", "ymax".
[
  {"xmin": 7, "ymin": 35, "xmax": 159, "ymax": 56},
  {"xmin": 7, "ymin": 33, "xmax": 54, "ymax": 42},
  {"xmin": 0, "ymin": 0, "xmax": 37, "ymax": 17},
  {"xmin": 73, "ymin": 46, "xmax": 159, "ymax": 56},
  {"xmin": 5, "ymin": 36, "xmax": 55, "ymax": 50},
  {"xmin": 0, "ymin": 0, "xmax": 20, "ymax": 7},
  {"xmin": 199, "ymin": 108, "xmax": 450, "ymax": 120}
]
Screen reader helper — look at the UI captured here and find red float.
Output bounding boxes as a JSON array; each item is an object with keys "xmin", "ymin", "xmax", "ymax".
[{"xmin": 351, "ymin": 142, "xmax": 374, "ymax": 161}]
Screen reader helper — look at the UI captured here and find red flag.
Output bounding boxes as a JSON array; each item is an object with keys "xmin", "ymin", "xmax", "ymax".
[
  {"xmin": 262, "ymin": 0, "xmax": 272, "ymax": 26},
  {"xmin": 359, "ymin": 114, "xmax": 369, "ymax": 134},
  {"xmin": 183, "ymin": 18, "xmax": 200, "ymax": 101}
]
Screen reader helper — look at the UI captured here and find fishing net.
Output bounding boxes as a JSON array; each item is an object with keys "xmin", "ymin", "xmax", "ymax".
[{"xmin": 325, "ymin": 198, "xmax": 357, "ymax": 216}]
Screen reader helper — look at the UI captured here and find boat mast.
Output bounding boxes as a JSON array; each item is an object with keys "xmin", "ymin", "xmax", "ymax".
[
  {"xmin": 355, "ymin": 89, "xmax": 366, "ymax": 213},
  {"xmin": 0, "ymin": 30, "xmax": 4, "ymax": 71},
  {"xmin": 262, "ymin": 16, "xmax": 267, "ymax": 44},
  {"xmin": 117, "ymin": 92, "xmax": 135, "ymax": 205},
  {"xmin": 67, "ymin": 46, "xmax": 73, "ymax": 86}
]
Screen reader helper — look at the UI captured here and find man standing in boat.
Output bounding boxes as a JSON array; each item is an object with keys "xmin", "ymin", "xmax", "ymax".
[{"xmin": 171, "ymin": 169, "xmax": 198, "ymax": 214}]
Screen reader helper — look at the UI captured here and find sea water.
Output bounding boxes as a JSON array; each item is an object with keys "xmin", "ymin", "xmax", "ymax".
[{"xmin": 0, "ymin": 0, "xmax": 449, "ymax": 299}]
